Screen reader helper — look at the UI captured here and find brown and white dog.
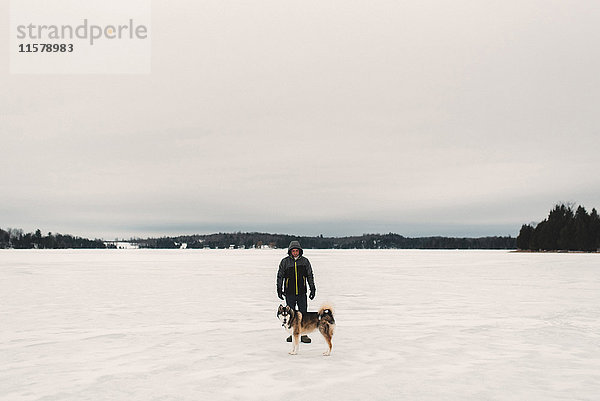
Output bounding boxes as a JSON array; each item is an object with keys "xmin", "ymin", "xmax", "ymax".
[{"xmin": 277, "ymin": 304, "xmax": 335, "ymax": 356}]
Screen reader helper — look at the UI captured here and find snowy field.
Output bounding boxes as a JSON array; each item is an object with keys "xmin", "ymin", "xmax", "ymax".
[{"xmin": 1, "ymin": 249, "xmax": 599, "ymax": 401}]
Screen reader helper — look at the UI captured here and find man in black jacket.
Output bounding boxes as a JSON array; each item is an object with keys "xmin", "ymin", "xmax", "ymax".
[{"xmin": 277, "ymin": 240, "xmax": 316, "ymax": 343}]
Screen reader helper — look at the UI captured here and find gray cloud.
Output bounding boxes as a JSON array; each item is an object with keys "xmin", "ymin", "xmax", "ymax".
[{"xmin": 2, "ymin": 0, "xmax": 599, "ymax": 239}]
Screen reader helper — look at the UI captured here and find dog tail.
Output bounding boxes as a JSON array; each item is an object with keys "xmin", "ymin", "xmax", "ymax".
[{"xmin": 318, "ymin": 304, "xmax": 335, "ymax": 324}]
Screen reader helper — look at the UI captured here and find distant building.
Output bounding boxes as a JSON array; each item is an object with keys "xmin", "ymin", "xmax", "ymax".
[{"xmin": 104, "ymin": 241, "xmax": 140, "ymax": 249}]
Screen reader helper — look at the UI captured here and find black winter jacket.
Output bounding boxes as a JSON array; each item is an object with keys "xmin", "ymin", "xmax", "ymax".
[{"xmin": 277, "ymin": 255, "xmax": 315, "ymax": 296}]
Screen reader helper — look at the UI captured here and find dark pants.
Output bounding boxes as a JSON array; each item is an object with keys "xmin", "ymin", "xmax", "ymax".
[{"xmin": 285, "ymin": 293, "xmax": 307, "ymax": 314}]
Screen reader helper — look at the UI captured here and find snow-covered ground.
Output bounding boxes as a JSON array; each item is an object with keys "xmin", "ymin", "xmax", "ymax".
[{"xmin": 1, "ymin": 249, "xmax": 599, "ymax": 400}]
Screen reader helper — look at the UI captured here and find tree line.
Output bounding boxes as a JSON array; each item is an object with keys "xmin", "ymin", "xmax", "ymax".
[
  {"xmin": 0, "ymin": 227, "xmax": 516, "ymax": 249},
  {"xmin": 137, "ymin": 232, "xmax": 515, "ymax": 250},
  {"xmin": 0, "ymin": 228, "xmax": 106, "ymax": 249},
  {"xmin": 517, "ymin": 204, "xmax": 600, "ymax": 252}
]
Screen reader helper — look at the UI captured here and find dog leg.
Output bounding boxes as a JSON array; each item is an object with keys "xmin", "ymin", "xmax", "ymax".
[
  {"xmin": 289, "ymin": 333, "xmax": 300, "ymax": 355},
  {"xmin": 319, "ymin": 325, "xmax": 333, "ymax": 356},
  {"xmin": 322, "ymin": 333, "xmax": 332, "ymax": 356}
]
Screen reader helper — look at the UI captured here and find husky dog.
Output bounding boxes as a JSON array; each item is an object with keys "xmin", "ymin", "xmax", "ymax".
[{"xmin": 277, "ymin": 304, "xmax": 335, "ymax": 356}]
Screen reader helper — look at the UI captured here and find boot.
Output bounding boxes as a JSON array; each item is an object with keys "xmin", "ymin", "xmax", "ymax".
[
  {"xmin": 301, "ymin": 335, "xmax": 311, "ymax": 343},
  {"xmin": 286, "ymin": 335, "xmax": 292, "ymax": 342}
]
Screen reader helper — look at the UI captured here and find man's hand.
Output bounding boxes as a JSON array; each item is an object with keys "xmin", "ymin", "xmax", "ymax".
[
  {"xmin": 309, "ymin": 288, "xmax": 316, "ymax": 300},
  {"xmin": 277, "ymin": 288, "xmax": 284, "ymax": 300}
]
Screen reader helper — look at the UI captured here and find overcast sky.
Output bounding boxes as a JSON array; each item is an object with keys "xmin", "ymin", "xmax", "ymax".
[{"xmin": 2, "ymin": 0, "xmax": 600, "ymax": 239}]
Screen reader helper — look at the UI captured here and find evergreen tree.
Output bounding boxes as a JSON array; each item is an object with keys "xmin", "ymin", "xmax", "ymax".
[
  {"xmin": 517, "ymin": 224, "xmax": 535, "ymax": 250},
  {"xmin": 522, "ymin": 203, "xmax": 599, "ymax": 252},
  {"xmin": 574, "ymin": 206, "xmax": 592, "ymax": 251},
  {"xmin": 0, "ymin": 228, "xmax": 9, "ymax": 248},
  {"xmin": 590, "ymin": 208, "xmax": 600, "ymax": 251}
]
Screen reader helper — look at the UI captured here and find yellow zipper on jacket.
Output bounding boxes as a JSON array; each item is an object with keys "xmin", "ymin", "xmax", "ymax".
[{"xmin": 294, "ymin": 260, "xmax": 298, "ymax": 295}]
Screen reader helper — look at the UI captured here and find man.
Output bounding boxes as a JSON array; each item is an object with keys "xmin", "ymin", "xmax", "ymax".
[{"xmin": 277, "ymin": 240, "xmax": 316, "ymax": 343}]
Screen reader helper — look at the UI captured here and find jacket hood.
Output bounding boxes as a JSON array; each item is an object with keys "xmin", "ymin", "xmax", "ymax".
[{"xmin": 287, "ymin": 240, "xmax": 303, "ymax": 256}]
